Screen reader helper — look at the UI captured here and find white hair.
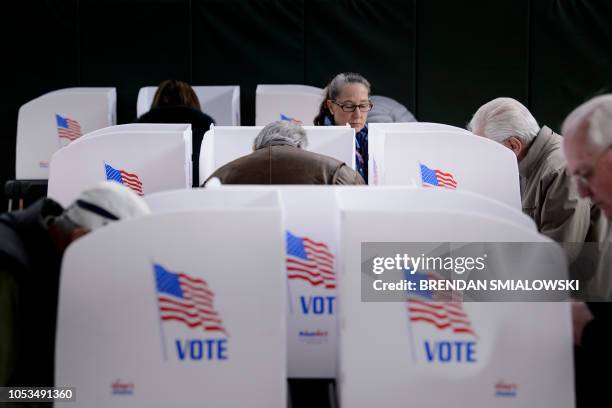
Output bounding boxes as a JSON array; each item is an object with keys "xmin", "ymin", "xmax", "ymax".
[
  {"xmin": 562, "ymin": 94, "xmax": 612, "ymax": 151},
  {"xmin": 468, "ymin": 97, "xmax": 540, "ymax": 145},
  {"xmin": 253, "ymin": 121, "xmax": 308, "ymax": 150}
]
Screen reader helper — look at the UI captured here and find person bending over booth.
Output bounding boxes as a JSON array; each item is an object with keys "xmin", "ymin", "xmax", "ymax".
[
  {"xmin": 468, "ymin": 97, "xmax": 605, "ymax": 246},
  {"xmin": 563, "ymin": 94, "xmax": 612, "ymax": 408},
  {"xmin": 203, "ymin": 121, "xmax": 364, "ymax": 185},
  {"xmin": 0, "ymin": 182, "xmax": 150, "ymax": 389}
]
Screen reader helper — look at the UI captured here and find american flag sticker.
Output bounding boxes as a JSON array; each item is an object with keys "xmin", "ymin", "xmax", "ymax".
[
  {"xmin": 55, "ymin": 114, "xmax": 82, "ymax": 142},
  {"xmin": 286, "ymin": 231, "xmax": 335, "ymax": 289},
  {"xmin": 405, "ymin": 270, "xmax": 476, "ymax": 338},
  {"xmin": 280, "ymin": 114, "xmax": 303, "ymax": 125},
  {"xmin": 420, "ymin": 163, "xmax": 458, "ymax": 189},
  {"xmin": 104, "ymin": 162, "xmax": 144, "ymax": 196},
  {"xmin": 154, "ymin": 263, "xmax": 227, "ymax": 334}
]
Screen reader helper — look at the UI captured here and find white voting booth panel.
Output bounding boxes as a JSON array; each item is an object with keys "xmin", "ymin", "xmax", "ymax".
[
  {"xmin": 336, "ymin": 191, "xmax": 573, "ymax": 407},
  {"xmin": 199, "ymin": 126, "xmax": 355, "ymax": 183},
  {"xmin": 369, "ymin": 122, "xmax": 472, "ymax": 136},
  {"xmin": 16, "ymin": 87, "xmax": 116, "ymax": 179},
  {"xmin": 47, "ymin": 130, "xmax": 191, "ymax": 207},
  {"xmin": 370, "ymin": 130, "xmax": 521, "ymax": 210},
  {"xmin": 84, "ymin": 123, "xmax": 192, "ymax": 139},
  {"xmin": 137, "ymin": 85, "xmax": 241, "ymax": 125},
  {"xmin": 368, "ymin": 124, "xmax": 472, "ymax": 186},
  {"xmin": 144, "ymin": 187, "xmax": 281, "ymax": 212},
  {"xmin": 144, "ymin": 186, "xmax": 341, "ymax": 378},
  {"xmin": 336, "ymin": 186, "xmax": 536, "ymax": 231},
  {"xmin": 255, "ymin": 85, "xmax": 323, "ymax": 126},
  {"xmin": 48, "ymin": 87, "xmax": 117, "ymax": 127},
  {"xmin": 56, "ymin": 209, "xmax": 286, "ymax": 408}
]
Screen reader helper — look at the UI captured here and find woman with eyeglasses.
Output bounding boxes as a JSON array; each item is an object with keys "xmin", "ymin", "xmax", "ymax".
[{"xmin": 314, "ymin": 72, "xmax": 373, "ymax": 182}]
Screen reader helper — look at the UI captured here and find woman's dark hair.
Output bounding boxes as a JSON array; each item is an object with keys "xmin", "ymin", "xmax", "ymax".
[
  {"xmin": 313, "ymin": 72, "xmax": 371, "ymax": 125},
  {"xmin": 151, "ymin": 79, "xmax": 201, "ymax": 110}
]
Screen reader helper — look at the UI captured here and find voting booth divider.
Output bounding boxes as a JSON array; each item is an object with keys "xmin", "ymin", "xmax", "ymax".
[
  {"xmin": 336, "ymin": 186, "xmax": 536, "ymax": 231},
  {"xmin": 16, "ymin": 87, "xmax": 117, "ymax": 179},
  {"xmin": 199, "ymin": 126, "xmax": 355, "ymax": 183},
  {"xmin": 144, "ymin": 186, "xmax": 544, "ymax": 385},
  {"xmin": 55, "ymin": 207, "xmax": 286, "ymax": 408},
  {"xmin": 47, "ymin": 127, "xmax": 192, "ymax": 207},
  {"xmin": 136, "ymin": 85, "xmax": 241, "ymax": 126},
  {"xmin": 145, "ymin": 187, "xmax": 340, "ymax": 379},
  {"xmin": 335, "ymin": 188, "xmax": 573, "ymax": 407},
  {"xmin": 369, "ymin": 122, "xmax": 473, "ymax": 136},
  {"xmin": 368, "ymin": 126, "xmax": 522, "ymax": 210},
  {"xmin": 255, "ymin": 85, "xmax": 323, "ymax": 126},
  {"xmin": 85, "ymin": 123, "xmax": 209, "ymax": 187},
  {"xmin": 144, "ymin": 187, "xmax": 280, "ymax": 213},
  {"xmin": 49, "ymin": 87, "xmax": 117, "ymax": 127},
  {"xmin": 83, "ymin": 123, "xmax": 192, "ymax": 139}
]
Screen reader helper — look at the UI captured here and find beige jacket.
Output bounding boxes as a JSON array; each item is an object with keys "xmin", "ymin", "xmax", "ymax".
[
  {"xmin": 204, "ymin": 145, "xmax": 365, "ymax": 186},
  {"xmin": 519, "ymin": 126, "xmax": 606, "ymax": 244}
]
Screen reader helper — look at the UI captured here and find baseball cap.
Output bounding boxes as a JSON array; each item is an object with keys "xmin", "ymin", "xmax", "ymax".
[{"xmin": 64, "ymin": 181, "xmax": 151, "ymax": 230}]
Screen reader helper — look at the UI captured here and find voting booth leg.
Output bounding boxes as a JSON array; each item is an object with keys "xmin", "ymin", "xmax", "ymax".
[
  {"xmin": 288, "ymin": 379, "xmax": 336, "ymax": 408},
  {"xmin": 4, "ymin": 180, "xmax": 49, "ymax": 211}
]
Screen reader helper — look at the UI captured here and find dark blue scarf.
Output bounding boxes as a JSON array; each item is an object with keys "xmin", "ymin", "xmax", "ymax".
[{"xmin": 323, "ymin": 116, "xmax": 368, "ymax": 183}]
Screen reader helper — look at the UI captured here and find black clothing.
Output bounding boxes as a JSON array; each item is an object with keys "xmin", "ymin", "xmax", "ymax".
[
  {"xmin": 136, "ymin": 106, "xmax": 215, "ymax": 187},
  {"xmin": 0, "ymin": 199, "xmax": 64, "ymax": 387}
]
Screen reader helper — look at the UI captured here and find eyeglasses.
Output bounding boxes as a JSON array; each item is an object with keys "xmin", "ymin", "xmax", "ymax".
[
  {"xmin": 331, "ymin": 100, "xmax": 373, "ymax": 113},
  {"xmin": 572, "ymin": 146, "xmax": 612, "ymax": 189}
]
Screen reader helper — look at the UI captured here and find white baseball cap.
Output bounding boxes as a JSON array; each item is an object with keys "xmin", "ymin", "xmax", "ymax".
[{"xmin": 64, "ymin": 181, "xmax": 151, "ymax": 230}]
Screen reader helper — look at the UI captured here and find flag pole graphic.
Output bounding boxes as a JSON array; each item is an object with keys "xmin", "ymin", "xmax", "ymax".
[
  {"xmin": 285, "ymin": 231, "xmax": 294, "ymax": 315},
  {"xmin": 151, "ymin": 260, "xmax": 169, "ymax": 361},
  {"xmin": 404, "ymin": 267, "xmax": 418, "ymax": 363}
]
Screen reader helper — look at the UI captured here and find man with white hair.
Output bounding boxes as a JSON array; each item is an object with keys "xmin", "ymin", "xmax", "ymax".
[
  {"xmin": 204, "ymin": 121, "xmax": 365, "ymax": 185},
  {"xmin": 469, "ymin": 97, "xmax": 605, "ymax": 244},
  {"xmin": 562, "ymin": 94, "xmax": 612, "ymax": 408},
  {"xmin": 563, "ymin": 95, "xmax": 612, "ymax": 300},
  {"xmin": 0, "ymin": 181, "xmax": 150, "ymax": 388}
]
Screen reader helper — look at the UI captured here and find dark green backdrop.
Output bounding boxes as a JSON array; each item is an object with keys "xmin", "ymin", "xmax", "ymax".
[{"xmin": 2, "ymin": 0, "xmax": 611, "ymax": 203}]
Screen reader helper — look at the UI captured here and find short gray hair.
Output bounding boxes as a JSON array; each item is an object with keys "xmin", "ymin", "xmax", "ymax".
[
  {"xmin": 562, "ymin": 94, "xmax": 612, "ymax": 151},
  {"xmin": 468, "ymin": 97, "xmax": 540, "ymax": 145},
  {"xmin": 253, "ymin": 121, "xmax": 308, "ymax": 150}
]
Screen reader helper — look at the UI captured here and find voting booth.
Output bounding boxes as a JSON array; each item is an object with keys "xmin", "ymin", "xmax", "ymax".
[
  {"xmin": 368, "ymin": 127, "xmax": 521, "ymax": 209},
  {"xmin": 56, "ymin": 207, "xmax": 286, "ymax": 408},
  {"xmin": 144, "ymin": 187, "xmax": 281, "ymax": 212},
  {"xmin": 337, "ymin": 186, "xmax": 536, "ymax": 232},
  {"xmin": 335, "ymin": 189, "xmax": 573, "ymax": 407},
  {"xmin": 144, "ymin": 186, "xmax": 537, "ymax": 383},
  {"xmin": 368, "ymin": 123, "xmax": 473, "ymax": 188},
  {"xmin": 137, "ymin": 85, "xmax": 241, "ymax": 126},
  {"xmin": 15, "ymin": 87, "xmax": 116, "ymax": 179},
  {"xmin": 199, "ymin": 126, "xmax": 355, "ymax": 183},
  {"xmin": 145, "ymin": 186, "xmax": 341, "ymax": 378},
  {"xmin": 85, "ymin": 123, "xmax": 206, "ymax": 187},
  {"xmin": 255, "ymin": 85, "xmax": 323, "ymax": 126},
  {"xmin": 369, "ymin": 122, "xmax": 472, "ymax": 136},
  {"xmin": 47, "ymin": 127, "xmax": 192, "ymax": 207},
  {"xmin": 83, "ymin": 123, "xmax": 191, "ymax": 139}
]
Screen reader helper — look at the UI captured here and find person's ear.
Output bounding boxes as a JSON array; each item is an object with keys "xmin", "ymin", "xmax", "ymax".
[
  {"xmin": 326, "ymin": 100, "xmax": 335, "ymax": 115},
  {"xmin": 69, "ymin": 227, "xmax": 90, "ymax": 243},
  {"xmin": 503, "ymin": 136, "xmax": 523, "ymax": 157}
]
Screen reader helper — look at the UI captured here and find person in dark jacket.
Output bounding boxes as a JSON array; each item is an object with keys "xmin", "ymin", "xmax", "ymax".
[
  {"xmin": 136, "ymin": 79, "xmax": 215, "ymax": 187},
  {"xmin": 313, "ymin": 72, "xmax": 372, "ymax": 183},
  {"xmin": 203, "ymin": 121, "xmax": 365, "ymax": 185},
  {"xmin": 0, "ymin": 182, "xmax": 150, "ymax": 390}
]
